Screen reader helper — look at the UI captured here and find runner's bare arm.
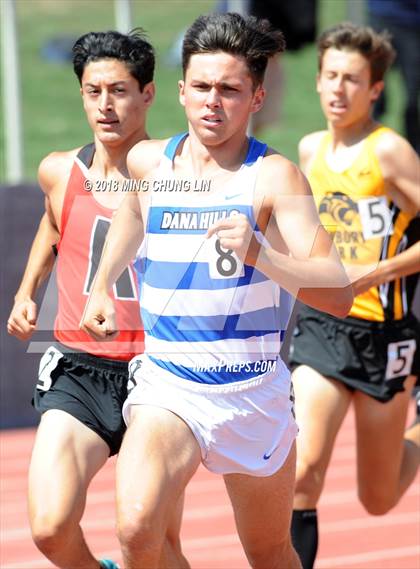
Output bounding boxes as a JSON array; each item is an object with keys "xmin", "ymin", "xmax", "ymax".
[
  {"xmin": 7, "ymin": 153, "xmax": 69, "ymax": 340},
  {"xmin": 7, "ymin": 213, "xmax": 58, "ymax": 340},
  {"xmin": 208, "ymin": 156, "xmax": 353, "ymax": 317},
  {"xmin": 353, "ymin": 240, "xmax": 420, "ymax": 295},
  {"xmin": 377, "ymin": 131, "xmax": 420, "ymax": 214}
]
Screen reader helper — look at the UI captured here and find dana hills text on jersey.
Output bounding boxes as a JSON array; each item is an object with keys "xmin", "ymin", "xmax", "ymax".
[{"xmin": 160, "ymin": 208, "xmax": 242, "ymax": 231}]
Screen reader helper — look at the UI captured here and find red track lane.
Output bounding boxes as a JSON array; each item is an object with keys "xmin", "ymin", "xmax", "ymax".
[{"xmin": 1, "ymin": 410, "xmax": 419, "ymax": 568}]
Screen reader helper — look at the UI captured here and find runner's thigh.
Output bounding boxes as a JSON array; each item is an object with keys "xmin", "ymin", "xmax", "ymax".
[
  {"xmin": 293, "ymin": 365, "xmax": 351, "ymax": 474},
  {"xmin": 223, "ymin": 443, "xmax": 296, "ymax": 558},
  {"xmin": 116, "ymin": 405, "xmax": 201, "ymax": 533},
  {"xmin": 29, "ymin": 409, "xmax": 109, "ymax": 526}
]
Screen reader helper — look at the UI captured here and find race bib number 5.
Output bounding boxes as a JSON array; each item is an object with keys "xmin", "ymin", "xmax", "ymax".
[
  {"xmin": 358, "ymin": 197, "xmax": 394, "ymax": 240},
  {"xmin": 37, "ymin": 346, "xmax": 63, "ymax": 391},
  {"xmin": 385, "ymin": 339, "xmax": 416, "ymax": 380}
]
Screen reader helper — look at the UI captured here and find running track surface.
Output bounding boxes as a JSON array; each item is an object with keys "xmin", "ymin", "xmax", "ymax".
[{"xmin": 1, "ymin": 410, "xmax": 419, "ymax": 568}]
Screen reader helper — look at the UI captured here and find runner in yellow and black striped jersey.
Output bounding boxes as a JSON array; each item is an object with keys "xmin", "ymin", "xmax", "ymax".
[
  {"xmin": 308, "ymin": 126, "xmax": 416, "ymax": 321},
  {"xmin": 288, "ymin": 23, "xmax": 420, "ymax": 569}
]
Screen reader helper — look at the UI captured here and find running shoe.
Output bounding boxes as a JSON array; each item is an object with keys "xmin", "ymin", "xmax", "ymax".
[{"xmin": 100, "ymin": 560, "xmax": 120, "ymax": 569}]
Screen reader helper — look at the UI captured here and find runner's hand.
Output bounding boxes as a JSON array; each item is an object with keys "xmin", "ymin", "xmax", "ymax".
[
  {"xmin": 80, "ymin": 291, "xmax": 119, "ymax": 341},
  {"xmin": 7, "ymin": 299, "xmax": 37, "ymax": 340},
  {"xmin": 207, "ymin": 213, "xmax": 261, "ymax": 266}
]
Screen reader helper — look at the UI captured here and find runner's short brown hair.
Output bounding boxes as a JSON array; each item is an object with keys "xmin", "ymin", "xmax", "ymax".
[{"xmin": 318, "ymin": 23, "xmax": 396, "ymax": 84}]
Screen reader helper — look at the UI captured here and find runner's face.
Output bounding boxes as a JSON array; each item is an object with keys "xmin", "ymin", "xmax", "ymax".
[
  {"xmin": 81, "ymin": 59, "xmax": 154, "ymax": 146},
  {"xmin": 179, "ymin": 52, "xmax": 264, "ymax": 145},
  {"xmin": 317, "ymin": 48, "xmax": 383, "ymax": 128}
]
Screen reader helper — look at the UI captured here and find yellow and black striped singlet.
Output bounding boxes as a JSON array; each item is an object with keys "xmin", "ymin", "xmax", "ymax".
[{"xmin": 308, "ymin": 126, "xmax": 415, "ymax": 321}]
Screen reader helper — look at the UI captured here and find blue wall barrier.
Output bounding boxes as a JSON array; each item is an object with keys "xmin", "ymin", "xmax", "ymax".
[{"xmin": 0, "ymin": 184, "xmax": 46, "ymax": 428}]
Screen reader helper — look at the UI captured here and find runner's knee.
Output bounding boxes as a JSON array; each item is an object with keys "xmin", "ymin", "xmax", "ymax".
[
  {"xmin": 245, "ymin": 536, "xmax": 296, "ymax": 569},
  {"xmin": 358, "ymin": 485, "xmax": 396, "ymax": 515},
  {"xmin": 117, "ymin": 511, "xmax": 162, "ymax": 555},
  {"xmin": 295, "ymin": 459, "xmax": 325, "ymax": 502},
  {"xmin": 31, "ymin": 515, "xmax": 73, "ymax": 555}
]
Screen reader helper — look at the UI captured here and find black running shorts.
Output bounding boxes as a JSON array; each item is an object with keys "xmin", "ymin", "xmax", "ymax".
[
  {"xmin": 33, "ymin": 344, "xmax": 128, "ymax": 455},
  {"xmin": 288, "ymin": 306, "xmax": 419, "ymax": 403}
]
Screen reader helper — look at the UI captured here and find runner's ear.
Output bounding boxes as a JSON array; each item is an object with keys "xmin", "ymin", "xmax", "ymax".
[
  {"xmin": 179, "ymin": 80, "xmax": 186, "ymax": 106},
  {"xmin": 370, "ymin": 80, "xmax": 384, "ymax": 102},
  {"xmin": 250, "ymin": 85, "xmax": 265, "ymax": 114}
]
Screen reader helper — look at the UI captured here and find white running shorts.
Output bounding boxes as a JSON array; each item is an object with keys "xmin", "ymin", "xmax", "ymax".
[{"xmin": 123, "ymin": 355, "xmax": 298, "ymax": 477}]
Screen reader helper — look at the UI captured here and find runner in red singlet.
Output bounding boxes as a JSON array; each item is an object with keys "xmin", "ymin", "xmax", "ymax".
[{"xmin": 7, "ymin": 30, "xmax": 187, "ymax": 569}]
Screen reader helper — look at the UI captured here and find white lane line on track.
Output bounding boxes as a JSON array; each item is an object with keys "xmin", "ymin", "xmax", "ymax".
[
  {"xmin": 2, "ymin": 480, "xmax": 419, "ymax": 519},
  {"xmin": 3, "ymin": 509, "xmax": 419, "ymax": 545}
]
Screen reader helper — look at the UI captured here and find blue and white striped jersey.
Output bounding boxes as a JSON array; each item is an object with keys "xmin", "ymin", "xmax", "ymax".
[{"xmin": 135, "ymin": 133, "xmax": 291, "ymax": 384}]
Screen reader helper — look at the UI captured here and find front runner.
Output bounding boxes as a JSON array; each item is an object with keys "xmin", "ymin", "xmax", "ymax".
[{"xmin": 82, "ymin": 13, "xmax": 352, "ymax": 568}]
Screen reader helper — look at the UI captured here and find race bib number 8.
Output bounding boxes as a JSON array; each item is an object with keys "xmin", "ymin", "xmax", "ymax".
[
  {"xmin": 385, "ymin": 339, "xmax": 416, "ymax": 380},
  {"xmin": 207, "ymin": 234, "xmax": 244, "ymax": 280},
  {"xmin": 37, "ymin": 346, "xmax": 63, "ymax": 391},
  {"xmin": 358, "ymin": 197, "xmax": 394, "ymax": 240}
]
